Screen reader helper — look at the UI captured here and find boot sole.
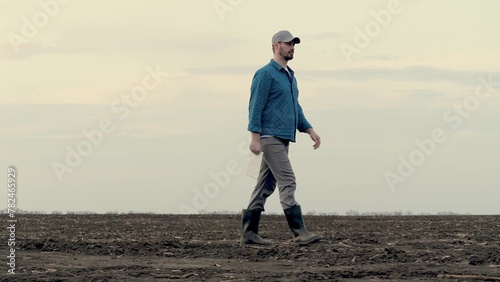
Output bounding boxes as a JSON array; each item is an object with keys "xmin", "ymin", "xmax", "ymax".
[{"xmin": 294, "ymin": 236, "xmax": 322, "ymax": 245}]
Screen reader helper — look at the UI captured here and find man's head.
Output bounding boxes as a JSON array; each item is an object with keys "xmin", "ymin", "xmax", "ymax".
[{"xmin": 271, "ymin": 30, "xmax": 300, "ymax": 61}]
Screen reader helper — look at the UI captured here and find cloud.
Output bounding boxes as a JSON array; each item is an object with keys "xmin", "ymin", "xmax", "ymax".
[
  {"xmin": 301, "ymin": 66, "xmax": 499, "ymax": 85},
  {"xmin": 0, "ymin": 43, "xmax": 81, "ymax": 60},
  {"xmin": 361, "ymin": 54, "xmax": 398, "ymax": 61},
  {"xmin": 307, "ymin": 31, "xmax": 341, "ymax": 41},
  {"xmin": 1, "ymin": 24, "xmax": 249, "ymax": 61},
  {"xmin": 400, "ymin": 89, "xmax": 447, "ymax": 99},
  {"xmin": 177, "ymin": 64, "xmax": 499, "ymax": 87},
  {"xmin": 0, "ymin": 104, "xmax": 107, "ymax": 139},
  {"xmin": 184, "ymin": 65, "xmax": 257, "ymax": 76}
]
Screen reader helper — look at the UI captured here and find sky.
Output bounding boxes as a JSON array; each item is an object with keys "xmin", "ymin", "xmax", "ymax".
[{"xmin": 1, "ymin": 0, "xmax": 499, "ymax": 215}]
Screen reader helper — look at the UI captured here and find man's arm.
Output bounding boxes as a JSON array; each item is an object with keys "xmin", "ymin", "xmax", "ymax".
[
  {"xmin": 248, "ymin": 71, "xmax": 272, "ymax": 134},
  {"xmin": 296, "ymin": 102, "xmax": 320, "ymax": 149},
  {"xmin": 248, "ymin": 70, "xmax": 272, "ymax": 155},
  {"xmin": 296, "ymin": 103, "xmax": 312, "ymax": 132}
]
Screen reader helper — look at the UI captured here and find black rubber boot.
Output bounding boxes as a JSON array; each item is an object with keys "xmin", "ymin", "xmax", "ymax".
[
  {"xmin": 284, "ymin": 205, "xmax": 322, "ymax": 245},
  {"xmin": 240, "ymin": 209, "xmax": 274, "ymax": 247}
]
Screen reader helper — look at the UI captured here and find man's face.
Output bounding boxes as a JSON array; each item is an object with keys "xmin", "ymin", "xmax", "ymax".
[{"xmin": 276, "ymin": 41, "xmax": 295, "ymax": 61}]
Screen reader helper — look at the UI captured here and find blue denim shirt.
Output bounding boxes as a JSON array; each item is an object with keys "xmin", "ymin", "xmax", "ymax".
[{"xmin": 248, "ymin": 59, "xmax": 312, "ymax": 142}]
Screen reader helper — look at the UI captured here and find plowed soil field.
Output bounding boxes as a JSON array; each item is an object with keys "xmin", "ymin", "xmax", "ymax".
[{"xmin": 2, "ymin": 214, "xmax": 499, "ymax": 281}]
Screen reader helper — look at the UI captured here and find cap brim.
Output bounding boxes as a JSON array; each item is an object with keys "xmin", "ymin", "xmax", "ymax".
[{"xmin": 282, "ymin": 36, "xmax": 301, "ymax": 44}]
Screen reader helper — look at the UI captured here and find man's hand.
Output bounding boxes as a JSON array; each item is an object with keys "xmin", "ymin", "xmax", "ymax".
[
  {"xmin": 306, "ymin": 128, "xmax": 321, "ymax": 150},
  {"xmin": 249, "ymin": 132, "xmax": 261, "ymax": 155}
]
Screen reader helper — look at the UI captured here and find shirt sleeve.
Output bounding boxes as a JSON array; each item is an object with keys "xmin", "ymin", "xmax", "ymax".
[
  {"xmin": 248, "ymin": 70, "xmax": 272, "ymax": 133},
  {"xmin": 297, "ymin": 102, "xmax": 312, "ymax": 132}
]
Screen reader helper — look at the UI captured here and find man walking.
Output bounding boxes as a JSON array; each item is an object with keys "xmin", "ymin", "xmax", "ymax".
[{"xmin": 241, "ymin": 30, "xmax": 322, "ymax": 246}]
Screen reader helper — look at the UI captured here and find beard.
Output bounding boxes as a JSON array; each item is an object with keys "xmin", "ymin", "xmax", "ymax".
[{"xmin": 280, "ymin": 49, "xmax": 294, "ymax": 61}]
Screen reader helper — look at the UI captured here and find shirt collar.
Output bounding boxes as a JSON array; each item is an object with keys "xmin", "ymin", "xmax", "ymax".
[{"xmin": 269, "ymin": 59, "xmax": 294, "ymax": 74}]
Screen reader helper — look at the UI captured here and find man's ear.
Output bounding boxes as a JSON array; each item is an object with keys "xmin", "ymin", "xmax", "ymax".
[{"xmin": 272, "ymin": 42, "xmax": 279, "ymax": 53}]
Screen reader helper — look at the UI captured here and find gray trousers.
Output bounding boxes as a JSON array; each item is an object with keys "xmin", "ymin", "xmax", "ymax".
[{"xmin": 247, "ymin": 137, "xmax": 299, "ymax": 211}]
